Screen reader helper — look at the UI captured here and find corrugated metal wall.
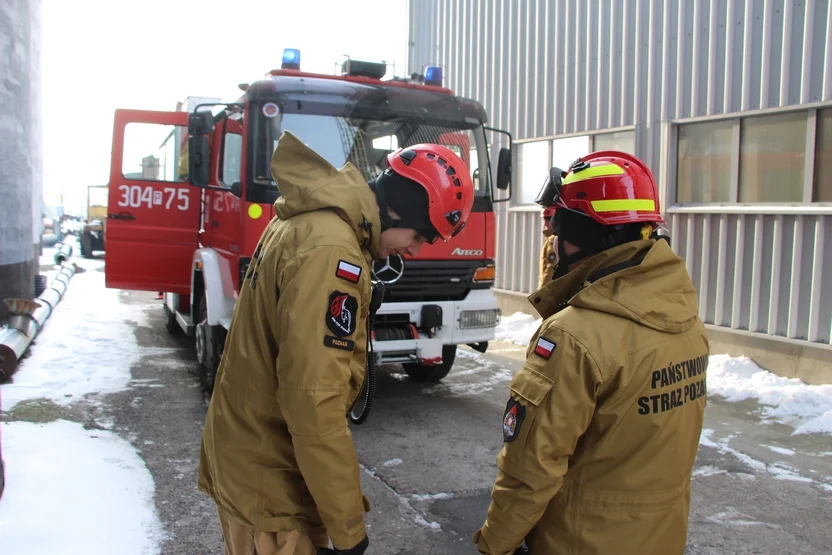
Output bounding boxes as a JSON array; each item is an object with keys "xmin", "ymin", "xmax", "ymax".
[{"xmin": 408, "ymin": 0, "xmax": 832, "ymax": 346}]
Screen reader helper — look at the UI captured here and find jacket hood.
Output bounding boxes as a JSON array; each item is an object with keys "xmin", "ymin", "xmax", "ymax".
[
  {"xmin": 531, "ymin": 239, "xmax": 700, "ymax": 333},
  {"xmin": 271, "ymin": 131, "xmax": 382, "ymax": 259}
]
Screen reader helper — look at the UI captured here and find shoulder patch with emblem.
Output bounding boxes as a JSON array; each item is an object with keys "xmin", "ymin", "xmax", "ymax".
[
  {"xmin": 502, "ymin": 397, "xmax": 526, "ymax": 442},
  {"xmin": 326, "ymin": 291, "xmax": 359, "ymax": 337},
  {"xmin": 335, "ymin": 260, "xmax": 362, "ymax": 284},
  {"xmin": 534, "ymin": 337, "xmax": 556, "ymax": 360}
]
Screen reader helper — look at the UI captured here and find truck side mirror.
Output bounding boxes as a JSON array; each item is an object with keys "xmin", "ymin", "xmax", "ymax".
[
  {"xmin": 188, "ymin": 111, "xmax": 213, "ymax": 135},
  {"xmin": 188, "ymin": 111, "xmax": 213, "ymax": 187},
  {"xmin": 496, "ymin": 147, "xmax": 512, "ymax": 191}
]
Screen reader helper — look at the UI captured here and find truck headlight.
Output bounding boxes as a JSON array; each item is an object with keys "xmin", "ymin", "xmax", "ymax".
[
  {"xmin": 459, "ymin": 309, "xmax": 501, "ymax": 329},
  {"xmin": 472, "ymin": 264, "xmax": 496, "ymax": 283}
]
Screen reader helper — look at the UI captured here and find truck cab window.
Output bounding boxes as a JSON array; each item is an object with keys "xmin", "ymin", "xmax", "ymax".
[
  {"xmin": 221, "ymin": 132, "xmax": 243, "ymax": 188},
  {"xmin": 122, "ymin": 122, "xmax": 188, "ymax": 182},
  {"xmin": 250, "ymin": 108, "xmax": 493, "ymax": 209}
]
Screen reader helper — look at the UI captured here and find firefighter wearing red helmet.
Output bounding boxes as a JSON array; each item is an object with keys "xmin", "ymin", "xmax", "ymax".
[
  {"xmin": 199, "ymin": 131, "xmax": 474, "ymax": 555},
  {"xmin": 474, "ymin": 151, "xmax": 710, "ymax": 555},
  {"xmin": 538, "ymin": 209, "xmax": 557, "ymax": 288},
  {"xmin": 534, "ymin": 168, "xmax": 562, "ymax": 288}
]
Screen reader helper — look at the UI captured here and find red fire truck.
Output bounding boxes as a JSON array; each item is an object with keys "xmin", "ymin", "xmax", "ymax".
[{"xmin": 104, "ymin": 50, "xmax": 513, "ymax": 394}]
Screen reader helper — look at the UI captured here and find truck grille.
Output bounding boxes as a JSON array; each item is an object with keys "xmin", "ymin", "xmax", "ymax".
[{"xmin": 381, "ymin": 260, "xmax": 481, "ymax": 303}]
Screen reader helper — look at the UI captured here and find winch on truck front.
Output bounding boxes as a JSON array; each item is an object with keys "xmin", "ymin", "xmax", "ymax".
[{"xmin": 102, "ymin": 49, "xmax": 514, "ymax": 395}]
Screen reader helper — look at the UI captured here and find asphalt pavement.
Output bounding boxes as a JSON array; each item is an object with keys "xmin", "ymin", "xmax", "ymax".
[{"xmin": 22, "ymin": 286, "xmax": 832, "ymax": 554}]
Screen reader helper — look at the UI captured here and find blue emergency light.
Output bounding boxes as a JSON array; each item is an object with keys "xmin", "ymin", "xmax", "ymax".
[
  {"xmin": 282, "ymin": 48, "xmax": 301, "ymax": 70},
  {"xmin": 424, "ymin": 65, "xmax": 443, "ymax": 86}
]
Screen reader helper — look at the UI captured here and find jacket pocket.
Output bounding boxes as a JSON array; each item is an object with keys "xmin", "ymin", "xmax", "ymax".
[
  {"xmin": 502, "ymin": 368, "xmax": 554, "ymax": 452},
  {"xmin": 512, "ymin": 368, "xmax": 555, "ymax": 405}
]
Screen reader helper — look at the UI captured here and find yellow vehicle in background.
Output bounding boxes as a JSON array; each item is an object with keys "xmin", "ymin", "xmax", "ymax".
[{"xmin": 80, "ymin": 185, "xmax": 108, "ymax": 258}]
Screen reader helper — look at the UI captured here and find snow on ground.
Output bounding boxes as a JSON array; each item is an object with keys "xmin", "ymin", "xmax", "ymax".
[
  {"xmin": 495, "ymin": 312, "xmax": 541, "ymax": 346},
  {"xmin": 707, "ymin": 355, "xmax": 832, "ymax": 435},
  {"xmin": 0, "ymin": 253, "xmax": 165, "ymax": 554},
  {"xmin": 1, "ymin": 260, "xmax": 149, "ymax": 411},
  {"xmin": 699, "ymin": 429, "xmax": 817, "ymax": 485},
  {"xmin": 763, "ymin": 445, "xmax": 796, "ymax": 456},
  {"xmin": 362, "ymin": 464, "xmax": 443, "ymax": 531},
  {"xmin": 495, "ymin": 312, "xmax": 832, "ymax": 435},
  {"xmin": 0, "ymin": 420, "xmax": 164, "ymax": 555}
]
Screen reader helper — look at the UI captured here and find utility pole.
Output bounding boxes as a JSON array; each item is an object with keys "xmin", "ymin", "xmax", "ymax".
[{"xmin": 0, "ymin": 0, "xmax": 43, "ymax": 323}]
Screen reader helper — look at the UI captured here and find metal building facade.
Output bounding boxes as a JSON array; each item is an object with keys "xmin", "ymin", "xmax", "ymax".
[{"xmin": 407, "ymin": 0, "xmax": 832, "ymax": 348}]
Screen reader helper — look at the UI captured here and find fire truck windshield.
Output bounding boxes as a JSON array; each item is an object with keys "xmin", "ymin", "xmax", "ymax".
[{"xmin": 251, "ymin": 112, "xmax": 492, "ymax": 203}]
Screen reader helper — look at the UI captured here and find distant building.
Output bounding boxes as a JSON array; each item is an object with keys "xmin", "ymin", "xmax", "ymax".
[{"xmin": 141, "ymin": 155, "xmax": 160, "ymax": 180}]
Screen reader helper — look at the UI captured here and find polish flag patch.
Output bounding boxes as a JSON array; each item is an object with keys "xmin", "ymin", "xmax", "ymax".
[
  {"xmin": 335, "ymin": 260, "xmax": 362, "ymax": 283},
  {"xmin": 534, "ymin": 337, "xmax": 556, "ymax": 360}
]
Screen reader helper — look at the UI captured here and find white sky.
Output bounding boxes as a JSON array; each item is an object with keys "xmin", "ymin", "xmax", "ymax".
[{"xmin": 41, "ymin": 0, "xmax": 409, "ymax": 213}]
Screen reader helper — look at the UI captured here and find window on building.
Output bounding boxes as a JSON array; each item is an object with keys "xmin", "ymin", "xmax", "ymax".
[
  {"xmin": 739, "ymin": 112, "xmax": 807, "ymax": 203},
  {"xmin": 814, "ymin": 108, "xmax": 832, "ymax": 202},
  {"xmin": 517, "ymin": 140, "xmax": 550, "ymax": 205},
  {"xmin": 593, "ymin": 130, "xmax": 635, "ymax": 154},
  {"xmin": 676, "ymin": 121, "xmax": 733, "ymax": 203},
  {"xmin": 673, "ymin": 107, "xmax": 832, "ymax": 205},
  {"xmin": 551, "ymin": 135, "xmax": 591, "ymax": 174}
]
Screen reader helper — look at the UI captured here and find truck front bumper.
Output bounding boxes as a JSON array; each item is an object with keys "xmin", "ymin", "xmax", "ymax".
[{"xmin": 371, "ymin": 289, "xmax": 501, "ymax": 365}]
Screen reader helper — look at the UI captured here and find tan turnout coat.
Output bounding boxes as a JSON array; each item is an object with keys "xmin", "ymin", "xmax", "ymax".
[
  {"xmin": 475, "ymin": 239, "xmax": 709, "ymax": 555},
  {"xmin": 198, "ymin": 131, "xmax": 381, "ymax": 550}
]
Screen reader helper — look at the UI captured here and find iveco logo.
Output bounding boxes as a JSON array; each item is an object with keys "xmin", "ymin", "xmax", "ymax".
[
  {"xmin": 372, "ymin": 255, "xmax": 405, "ymax": 284},
  {"xmin": 451, "ymin": 248, "xmax": 483, "ymax": 256}
]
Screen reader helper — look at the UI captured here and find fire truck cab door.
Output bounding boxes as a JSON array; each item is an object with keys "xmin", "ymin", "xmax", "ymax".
[{"xmin": 105, "ymin": 109, "xmax": 201, "ymax": 294}]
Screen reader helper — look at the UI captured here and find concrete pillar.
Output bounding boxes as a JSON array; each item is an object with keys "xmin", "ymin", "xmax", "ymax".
[{"xmin": 0, "ymin": 0, "xmax": 42, "ymax": 323}]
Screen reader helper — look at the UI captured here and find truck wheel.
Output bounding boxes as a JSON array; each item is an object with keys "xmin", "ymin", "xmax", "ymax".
[
  {"xmin": 195, "ymin": 292, "xmax": 223, "ymax": 395},
  {"xmin": 163, "ymin": 303, "xmax": 180, "ymax": 335},
  {"xmin": 80, "ymin": 233, "xmax": 92, "ymax": 258},
  {"xmin": 402, "ymin": 345, "xmax": 457, "ymax": 382}
]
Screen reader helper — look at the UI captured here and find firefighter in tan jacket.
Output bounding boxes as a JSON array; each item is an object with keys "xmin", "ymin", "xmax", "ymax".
[
  {"xmin": 198, "ymin": 131, "xmax": 474, "ymax": 555},
  {"xmin": 535, "ymin": 167, "xmax": 562, "ymax": 289},
  {"xmin": 538, "ymin": 206, "xmax": 557, "ymax": 289},
  {"xmin": 474, "ymin": 151, "xmax": 709, "ymax": 555}
]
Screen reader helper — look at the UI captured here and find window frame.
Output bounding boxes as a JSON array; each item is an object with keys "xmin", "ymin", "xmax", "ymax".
[
  {"xmin": 667, "ymin": 100, "xmax": 832, "ymax": 214},
  {"xmin": 510, "ymin": 125, "xmax": 637, "ymax": 210}
]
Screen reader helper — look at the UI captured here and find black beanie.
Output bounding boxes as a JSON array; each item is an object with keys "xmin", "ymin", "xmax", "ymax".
[{"xmin": 376, "ymin": 169, "xmax": 435, "ymax": 235}]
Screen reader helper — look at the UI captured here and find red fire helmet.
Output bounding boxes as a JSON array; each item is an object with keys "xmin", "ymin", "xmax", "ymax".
[
  {"xmin": 556, "ymin": 151, "xmax": 665, "ymax": 227},
  {"xmin": 386, "ymin": 144, "xmax": 475, "ymax": 241}
]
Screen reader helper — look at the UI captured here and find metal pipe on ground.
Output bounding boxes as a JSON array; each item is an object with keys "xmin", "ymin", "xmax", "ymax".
[
  {"xmin": 53, "ymin": 242, "xmax": 74, "ymax": 264},
  {"xmin": 0, "ymin": 263, "xmax": 82, "ymax": 380}
]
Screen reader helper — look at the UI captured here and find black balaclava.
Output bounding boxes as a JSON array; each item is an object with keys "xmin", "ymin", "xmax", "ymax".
[
  {"xmin": 369, "ymin": 169, "xmax": 439, "ymax": 243},
  {"xmin": 550, "ymin": 208, "xmax": 645, "ymax": 280}
]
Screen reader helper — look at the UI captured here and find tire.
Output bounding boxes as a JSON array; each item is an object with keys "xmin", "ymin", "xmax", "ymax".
[
  {"xmin": 80, "ymin": 232, "xmax": 93, "ymax": 258},
  {"xmin": 0, "ymin": 456, "xmax": 5, "ymax": 501},
  {"xmin": 195, "ymin": 292, "xmax": 224, "ymax": 395},
  {"xmin": 163, "ymin": 303, "xmax": 180, "ymax": 335},
  {"xmin": 402, "ymin": 345, "xmax": 457, "ymax": 382}
]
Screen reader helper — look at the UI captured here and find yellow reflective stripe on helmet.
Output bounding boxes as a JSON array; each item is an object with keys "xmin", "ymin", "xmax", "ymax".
[
  {"xmin": 562, "ymin": 162, "xmax": 625, "ymax": 185},
  {"xmin": 590, "ymin": 199, "xmax": 656, "ymax": 212}
]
